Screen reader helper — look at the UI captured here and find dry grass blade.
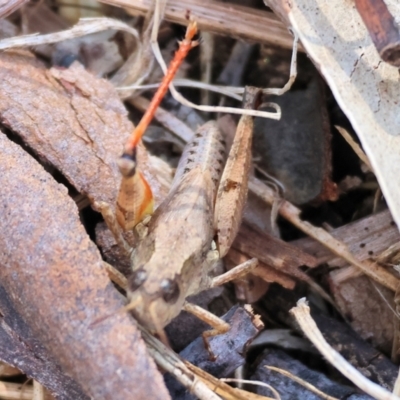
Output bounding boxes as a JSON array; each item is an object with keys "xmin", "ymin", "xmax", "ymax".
[
  {"xmin": 186, "ymin": 363, "xmax": 276, "ymax": 400},
  {"xmin": 0, "ymin": 18, "xmax": 140, "ymax": 50},
  {"xmin": 290, "ymin": 299, "xmax": 400, "ymax": 400},
  {"xmin": 265, "ymin": 366, "xmax": 339, "ymax": 400},
  {"xmin": 221, "ymin": 378, "xmax": 280, "ymax": 400},
  {"xmin": 335, "ymin": 126, "xmax": 374, "ymax": 172},
  {"xmin": 100, "ymin": 0, "xmax": 298, "ymax": 50},
  {"xmin": 147, "ymin": 1, "xmax": 282, "ymax": 121},
  {"xmin": 139, "ymin": 327, "xmax": 222, "ymax": 400},
  {"xmin": 0, "ymin": 381, "xmax": 32, "ymax": 400},
  {"xmin": 249, "ymin": 176, "xmax": 399, "ymax": 291},
  {"xmin": 119, "ymin": 32, "xmax": 298, "ymax": 101}
]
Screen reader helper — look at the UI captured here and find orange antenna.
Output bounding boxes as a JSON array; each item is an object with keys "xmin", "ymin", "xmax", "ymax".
[{"xmin": 120, "ymin": 19, "xmax": 199, "ymax": 175}]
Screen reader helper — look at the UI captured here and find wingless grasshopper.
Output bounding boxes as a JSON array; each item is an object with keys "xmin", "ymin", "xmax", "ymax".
[{"xmin": 96, "ymin": 20, "xmax": 260, "ymax": 345}]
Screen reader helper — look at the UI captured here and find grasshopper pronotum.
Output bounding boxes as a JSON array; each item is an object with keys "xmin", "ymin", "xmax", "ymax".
[{"xmin": 96, "ymin": 20, "xmax": 260, "ymax": 344}]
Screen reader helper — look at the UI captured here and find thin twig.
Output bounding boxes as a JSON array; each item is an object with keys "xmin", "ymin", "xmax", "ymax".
[
  {"xmin": 249, "ymin": 176, "xmax": 399, "ymax": 291},
  {"xmin": 265, "ymin": 366, "xmax": 339, "ymax": 400},
  {"xmin": 291, "ymin": 299, "xmax": 400, "ymax": 400}
]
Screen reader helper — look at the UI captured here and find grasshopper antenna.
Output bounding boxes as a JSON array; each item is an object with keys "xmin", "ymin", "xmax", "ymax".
[
  {"xmin": 120, "ymin": 19, "xmax": 199, "ymax": 162},
  {"xmin": 116, "ymin": 18, "xmax": 199, "ymax": 229},
  {"xmin": 90, "ymin": 297, "xmax": 142, "ymax": 327}
]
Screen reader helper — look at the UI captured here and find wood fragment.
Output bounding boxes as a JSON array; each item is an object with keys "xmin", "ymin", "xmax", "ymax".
[
  {"xmin": 249, "ymin": 177, "xmax": 399, "ymax": 291},
  {"xmin": 292, "ymin": 210, "xmax": 399, "ymax": 268},
  {"xmin": 355, "ymin": 0, "xmax": 400, "ymax": 67},
  {"xmin": 164, "ymin": 307, "xmax": 265, "ymax": 400}
]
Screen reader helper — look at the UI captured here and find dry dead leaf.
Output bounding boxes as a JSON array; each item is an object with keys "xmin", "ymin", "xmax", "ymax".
[
  {"xmin": 265, "ymin": 0, "xmax": 400, "ymax": 232},
  {"xmin": 0, "ymin": 122, "xmax": 169, "ymax": 398},
  {"xmin": 0, "ymin": 50, "xmax": 167, "ymax": 209}
]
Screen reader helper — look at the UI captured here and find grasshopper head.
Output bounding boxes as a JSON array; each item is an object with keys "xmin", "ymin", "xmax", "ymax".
[{"xmin": 126, "ymin": 267, "xmax": 185, "ymax": 334}]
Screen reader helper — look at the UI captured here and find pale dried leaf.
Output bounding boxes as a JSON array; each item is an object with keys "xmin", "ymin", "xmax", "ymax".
[{"xmin": 266, "ymin": 0, "xmax": 400, "ymax": 231}]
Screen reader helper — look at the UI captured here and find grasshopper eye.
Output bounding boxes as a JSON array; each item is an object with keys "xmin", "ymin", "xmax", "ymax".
[
  {"xmin": 129, "ymin": 268, "xmax": 147, "ymax": 292},
  {"xmin": 160, "ymin": 279, "xmax": 180, "ymax": 304}
]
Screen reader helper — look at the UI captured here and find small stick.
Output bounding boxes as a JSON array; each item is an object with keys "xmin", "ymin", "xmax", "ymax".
[
  {"xmin": 355, "ymin": 0, "xmax": 400, "ymax": 67},
  {"xmin": 291, "ymin": 299, "xmax": 400, "ymax": 400},
  {"xmin": 121, "ymin": 19, "xmax": 198, "ymax": 161},
  {"xmin": 249, "ymin": 176, "xmax": 399, "ymax": 291}
]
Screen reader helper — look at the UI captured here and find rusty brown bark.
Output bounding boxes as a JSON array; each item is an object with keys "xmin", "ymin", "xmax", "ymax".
[{"xmin": 0, "ymin": 133, "xmax": 170, "ymax": 399}]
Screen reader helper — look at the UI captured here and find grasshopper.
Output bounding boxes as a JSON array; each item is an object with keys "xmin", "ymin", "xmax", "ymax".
[{"xmin": 96, "ymin": 20, "xmax": 260, "ymax": 344}]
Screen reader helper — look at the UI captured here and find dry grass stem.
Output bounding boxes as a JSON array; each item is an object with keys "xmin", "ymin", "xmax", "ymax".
[
  {"xmin": 120, "ymin": 32, "xmax": 298, "ymax": 107},
  {"xmin": 290, "ymin": 299, "xmax": 400, "ymax": 400},
  {"xmin": 33, "ymin": 380, "xmax": 45, "ymax": 400},
  {"xmin": 335, "ymin": 126, "xmax": 374, "ymax": 172},
  {"xmin": 265, "ymin": 366, "xmax": 339, "ymax": 400},
  {"xmin": 221, "ymin": 378, "xmax": 281, "ymax": 399},
  {"xmin": 147, "ymin": 1, "xmax": 283, "ymax": 121},
  {"xmin": 0, "ymin": 17, "xmax": 140, "ymax": 50},
  {"xmin": 99, "ymin": 0, "xmax": 298, "ymax": 50},
  {"xmin": 249, "ymin": 176, "xmax": 399, "ymax": 291},
  {"xmin": 119, "ymin": 79, "xmax": 243, "ymax": 101},
  {"xmin": 0, "ymin": 381, "xmax": 32, "ymax": 400},
  {"xmin": 139, "ymin": 326, "xmax": 222, "ymax": 400},
  {"xmin": 187, "ymin": 363, "xmax": 275, "ymax": 400}
]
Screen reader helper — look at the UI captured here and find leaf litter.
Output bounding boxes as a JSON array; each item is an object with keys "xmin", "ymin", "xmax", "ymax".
[{"xmin": 1, "ymin": 1, "xmax": 400, "ymax": 399}]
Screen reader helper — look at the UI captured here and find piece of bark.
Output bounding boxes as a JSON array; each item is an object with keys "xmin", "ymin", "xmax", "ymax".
[
  {"xmin": 329, "ymin": 273, "xmax": 394, "ymax": 354},
  {"xmin": 0, "ymin": 51, "xmax": 167, "ymax": 209},
  {"xmin": 251, "ymin": 348, "xmax": 373, "ymax": 399},
  {"xmin": 225, "ymin": 248, "xmax": 271, "ymax": 303},
  {"xmin": 0, "ymin": 284, "xmax": 88, "ymax": 399},
  {"xmin": 233, "ymin": 223, "xmax": 318, "ymax": 278},
  {"xmin": 292, "ymin": 210, "xmax": 399, "ymax": 267},
  {"xmin": 253, "ymin": 77, "xmax": 337, "ymax": 204},
  {"xmin": 165, "ymin": 306, "xmax": 262, "ymax": 399},
  {"xmin": 0, "ymin": 133, "xmax": 169, "ymax": 399}
]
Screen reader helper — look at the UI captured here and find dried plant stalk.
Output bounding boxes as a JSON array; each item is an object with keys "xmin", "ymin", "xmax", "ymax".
[
  {"xmin": 100, "ymin": 0, "xmax": 297, "ymax": 50},
  {"xmin": 249, "ymin": 177, "xmax": 399, "ymax": 291},
  {"xmin": 291, "ymin": 299, "xmax": 400, "ymax": 400}
]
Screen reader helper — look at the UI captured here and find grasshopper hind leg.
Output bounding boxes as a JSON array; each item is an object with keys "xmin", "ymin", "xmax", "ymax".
[
  {"xmin": 184, "ymin": 258, "xmax": 258, "ymax": 359},
  {"xmin": 182, "ymin": 302, "xmax": 230, "ymax": 361}
]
